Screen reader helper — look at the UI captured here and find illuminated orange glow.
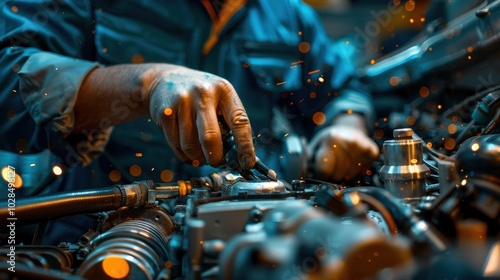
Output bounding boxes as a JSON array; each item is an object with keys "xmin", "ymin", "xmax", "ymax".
[
  {"xmin": 405, "ymin": 0, "xmax": 415, "ymax": 11},
  {"xmin": 160, "ymin": 170, "xmax": 174, "ymax": 182},
  {"xmin": 467, "ymin": 46, "xmax": 473, "ymax": 53},
  {"xmin": 468, "ymin": 55, "xmax": 472, "ymax": 60},
  {"xmin": 349, "ymin": 192, "xmax": 361, "ymax": 205},
  {"xmin": 11, "ymin": 6, "xmax": 18, "ymax": 13},
  {"xmin": 52, "ymin": 165, "xmax": 63, "ymax": 176},
  {"xmin": 298, "ymin": 42, "xmax": 310, "ymax": 53},
  {"xmin": 13, "ymin": 174, "xmax": 22, "ymax": 189},
  {"xmin": 309, "ymin": 92, "xmax": 317, "ymax": 99},
  {"xmin": 322, "ymin": 157, "xmax": 328, "ymax": 163},
  {"xmin": 420, "ymin": 17, "xmax": 425, "ymax": 22},
  {"xmin": 129, "ymin": 165, "xmax": 142, "ymax": 177},
  {"xmin": 308, "ymin": 69, "xmax": 320, "ymax": 75},
  {"xmin": 192, "ymin": 160, "xmax": 201, "ymax": 167},
  {"xmin": 389, "ymin": 76, "xmax": 399, "ymax": 87},
  {"xmin": 164, "ymin": 108, "xmax": 173, "ymax": 116},
  {"xmin": 131, "ymin": 54, "xmax": 144, "ymax": 64},
  {"xmin": 419, "ymin": 86, "xmax": 429, "ymax": 97},
  {"xmin": 102, "ymin": 255, "xmax": 129, "ymax": 279},
  {"xmin": 407, "ymin": 116, "xmax": 416, "ymax": 126},
  {"xmin": 447, "ymin": 124, "xmax": 457, "ymax": 134},
  {"xmin": 409, "ymin": 18, "xmax": 414, "ymax": 23},
  {"xmin": 135, "ymin": 152, "xmax": 143, "ymax": 157},
  {"xmin": 471, "ymin": 143, "xmax": 480, "ymax": 151},
  {"xmin": 374, "ymin": 129, "xmax": 384, "ymax": 140},
  {"xmin": 437, "ymin": 104, "xmax": 442, "ymax": 110},
  {"xmin": 1, "ymin": 167, "xmax": 22, "ymax": 189},
  {"xmin": 312, "ymin": 112, "xmax": 326, "ymax": 125},
  {"xmin": 393, "ymin": 0, "xmax": 401, "ymax": 5},
  {"xmin": 370, "ymin": 59, "xmax": 376, "ymax": 65},
  {"xmin": 484, "ymin": 242, "xmax": 500, "ymax": 276},
  {"xmin": 109, "ymin": 170, "xmax": 121, "ymax": 182},
  {"xmin": 427, "ymin": 142, "xmax": 433, "ymax": 148},
  {"xmin": 347, "ymin": 109, "xmax": 353, "ymax": 114},
  {"xmin": 444, "ymin": 138, "xmax": 456, "ymax": 150},
  {"xmin": 242, "ymin": 62, "xmax": 250, "ymax": 68}
]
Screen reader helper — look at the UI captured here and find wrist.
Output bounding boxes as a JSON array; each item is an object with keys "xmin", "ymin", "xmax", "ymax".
[{"xmin": 331, "ymin": 113, "xmax": 369, "ymax": 134}]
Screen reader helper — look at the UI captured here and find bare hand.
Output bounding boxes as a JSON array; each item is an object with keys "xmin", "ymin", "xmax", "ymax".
[
  {"xmin": 308, "ymin": 125, "xmax": 379, "ymax": 182},
  {"xmin": 148, "ymin": 66, "xmax": 256, "ymax": 169}
]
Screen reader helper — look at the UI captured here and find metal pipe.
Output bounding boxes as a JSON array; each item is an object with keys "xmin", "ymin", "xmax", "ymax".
[{"xmin": 0, "ymin": 182, "xmax": 149, "ymax": 226}]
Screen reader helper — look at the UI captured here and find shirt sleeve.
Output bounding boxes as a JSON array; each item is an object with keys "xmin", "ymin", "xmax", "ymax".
[
  {"xmin": 295, "ymin": 1, "xmax": 375, "ymax": 131},
  {"xmin": 0, "ymin": 1, "xmax": 111, "ymax": 166},
  {"xmin": 322, "ymin": 40, "xmax": 376, "ymax": 129}
]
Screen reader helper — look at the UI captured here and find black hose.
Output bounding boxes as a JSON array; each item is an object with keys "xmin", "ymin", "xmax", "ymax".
[
  {"xmin": 343, "ymin": 187, "xmax": 448, "ymax": 252},
  {"xmin": 482, "ymin": 109, "xmax": 500, "ymax": 135},
  {"xmin": 342, "ymin": 187, "xmax": 413, "ymax": 234},
  {"xmin": 0, "ymin": 186, "xmax": 125, "ymax": 226},
  {"xmin": 426, "ymin": 183, "xmax": 441, "ymax": 193},
  {"xmin": 356, "ymin": 192, "xmax": 399, "ymax": 236}
]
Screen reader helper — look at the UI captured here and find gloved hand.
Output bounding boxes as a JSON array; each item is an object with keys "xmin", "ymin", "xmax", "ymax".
[
  {"xmin": 308, "ymin": 122, "xmax": 379, "ymax": 182},
  {"xmin": 148, "ymin": 65, "xmax": 256, "ymax": 169}
]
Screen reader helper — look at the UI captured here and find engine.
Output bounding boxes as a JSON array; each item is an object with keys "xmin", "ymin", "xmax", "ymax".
[{"xmin": 1, "ymin": 114, "xmax": 500, "ymax": 280}]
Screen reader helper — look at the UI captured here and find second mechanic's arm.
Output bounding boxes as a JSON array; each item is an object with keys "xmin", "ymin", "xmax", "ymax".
[{"xmin": 294, "ymin": 1, "xmax": 379, "ymax": 182}]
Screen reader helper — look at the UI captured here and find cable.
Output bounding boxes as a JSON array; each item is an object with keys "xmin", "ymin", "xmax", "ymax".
[
  {"xmin": 423, "ymin": 159, "xmax": 439, "ymax": 173},
  {"xmin": 454, "ymin": 120, "xmax": 476, "ymax": 145},
  {"xmin": 413, "ymin": 132, "xmax": 453, "ymax": 162},
  {"xmin": 482, "ymin": 109, "xmax": 500, "ymax": 135},
  {"xmin": 357, "ymin": 192, "xmax": 399, "ymax": 236},
  {"xmin": 441, "ymin": 85, "xmax": 500, "ymax": 120},
  {"xmin": 425, "ymin": 183, "xmax": 440, "ymax": 193}
]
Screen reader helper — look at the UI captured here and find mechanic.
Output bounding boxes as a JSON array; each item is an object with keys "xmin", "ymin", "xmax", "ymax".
[{"xmin": 0, "ymin": 0, "xmax": 378, "ymax": 243}]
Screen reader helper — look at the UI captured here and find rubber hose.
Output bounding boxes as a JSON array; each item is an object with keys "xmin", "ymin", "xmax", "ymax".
[{"xmin": 0, "ymin": 186, "xmax": 125, "ymax": 226}]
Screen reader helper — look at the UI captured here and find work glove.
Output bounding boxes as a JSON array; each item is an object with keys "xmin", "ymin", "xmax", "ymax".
[
  {"xmin": 309, "ymin": 124, "xmax": 379, "ymax": 182},
  {"xmin": 148, "ymin": 66, "xmax": 256, "ymax": 169}
]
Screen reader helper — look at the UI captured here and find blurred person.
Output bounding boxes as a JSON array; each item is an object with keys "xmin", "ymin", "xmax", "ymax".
[{"xmin": 0, "ymin": 0, "xmax": 378, "ymax": 243}]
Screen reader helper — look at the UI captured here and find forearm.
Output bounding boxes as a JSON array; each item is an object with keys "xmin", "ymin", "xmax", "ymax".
[{"xmin": 73, "ymin": 64, "xmax": 165, "ymax": 134}]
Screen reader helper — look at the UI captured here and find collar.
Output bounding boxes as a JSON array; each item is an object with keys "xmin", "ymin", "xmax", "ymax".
[{"xmin": 201, "ymin": 0, "xmax": 248, "ymax": 54}]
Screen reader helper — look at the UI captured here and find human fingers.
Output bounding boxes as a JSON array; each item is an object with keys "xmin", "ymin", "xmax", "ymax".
[
  {"xmin": 217, "ymin": 81, "xmax": 255, "ymax": 169},
  {"xmin": 316, "ymin": 140, "xmax": 352, "ymax": 182},
  {"xmin": 313, "ymin": 141, "xmax": 335, "ymax": 181},
  {"xmin": 195, "ymin": 104, "xmax": 224, "ymax": 166},
  {"xmin": 177, "ymin": 93, "xmax": 205, "ymax": 164},
  {"xmin": 158, "ymin": 103, "xmax": 190, "ymax": 163}
]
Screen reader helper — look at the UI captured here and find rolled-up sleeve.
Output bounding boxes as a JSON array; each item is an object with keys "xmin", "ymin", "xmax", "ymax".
[
  {"xmin": 0, "ymin": 1, "xmax": 110, "ymax": 166},
  {"xmin": 295, "ymin": 1, "xmax": 375, "ymax": 133},
  {"xmin": 322, "ymin": 40, "xmax": 375, "ymax": 129}
]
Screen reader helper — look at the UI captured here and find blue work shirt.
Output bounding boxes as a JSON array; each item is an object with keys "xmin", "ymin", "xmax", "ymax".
[{"xmin": 1, "ymin": 0, "xmax": 374, "ymax": 192}]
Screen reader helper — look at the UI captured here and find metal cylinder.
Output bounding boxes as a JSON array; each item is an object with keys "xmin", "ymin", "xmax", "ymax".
[
  {"xmin": 77, "ymin": 220, "xmax": 170, "ymax": 280},
  {"xmin": 379, "ymin": 128, "xmax": 430, "ymax": 198}
]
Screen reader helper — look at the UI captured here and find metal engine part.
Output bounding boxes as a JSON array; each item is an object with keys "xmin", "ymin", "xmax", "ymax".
[{"xmin": 379, "ymin": 128, "xmax": 430, "ymax": 198}]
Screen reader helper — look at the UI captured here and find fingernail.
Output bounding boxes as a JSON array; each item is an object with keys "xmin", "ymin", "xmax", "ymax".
[{"xmin": 241, "ymin": 155, "xmax": 253, "ymax": 169}]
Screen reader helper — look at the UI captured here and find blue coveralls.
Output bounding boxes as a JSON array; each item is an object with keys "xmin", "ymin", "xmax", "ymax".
[{"xmin": 0, "ymin": 0, "xmax": 374, "ymax": 243}]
